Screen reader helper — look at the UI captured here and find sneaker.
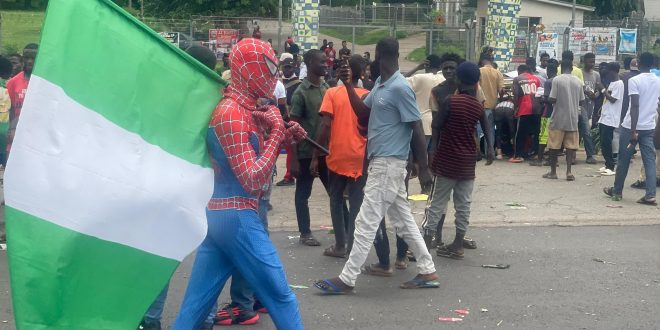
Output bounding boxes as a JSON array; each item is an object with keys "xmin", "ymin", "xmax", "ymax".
[
  {"xmin": 253, "ymin": 300, "xmax": 268, "ymax": 314},
  {"xmin": 600, "ymin": 169, "xmax": 615, "ymax": 176},
  {"xmin": 598, "ymin": 167, "xmax": 607, "ymax": 173},
  {"xmin": 215, "ymin": 303, "xmax": 260, "ymax": 326},
  {"xmin": 586, "ymin": 157, "xmax": 598, "ymax": 164},
  {"xmin": 630, "ymin": 180, "xmax": 646, "ymax": 189},
  {"xmin": 275, "ymin": 178, "xmax": 295, "ymax": 187}
]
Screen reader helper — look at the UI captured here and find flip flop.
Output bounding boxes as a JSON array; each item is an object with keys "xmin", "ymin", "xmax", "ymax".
[
  {"xmin": 400, "ymin": 275, "xmax": 440, "ymax": 289},
  {"xmin": 636, "ymin": 197, "xmax": 657, "ymax": 206},
  {"xmin": 323, "ymin": 245, "xmax": 346, "ymax": 258},
  {"xmin": 362, "ymin": 264, "xmax": 393, "ymax": 277},
  {"xmin": 542, "ymin": 173, "xmax": 558, "ymax": 179},
  {"xmin": 314, "ymin": 279, "xmax": 352, "ymax": 295},
  {"xmin": 566, "ymin": 174, "xmax": 576, "ymax": 181}
]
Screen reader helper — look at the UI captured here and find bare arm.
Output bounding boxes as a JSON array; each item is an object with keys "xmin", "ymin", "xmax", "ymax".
[
  {"xmin": 312, "ymin": 115, "xmax": 332, "ymax": 159},
  {"xmin": 478, "ymin": 109, "xmax": 494, "ymax": 165},
  {"xmin": 410, "ymin": 121, "xmax": 432, "ymax": 191},
  {"xmin": 630, "ymin": 94, "xmax": 640, "ymax": 133}
]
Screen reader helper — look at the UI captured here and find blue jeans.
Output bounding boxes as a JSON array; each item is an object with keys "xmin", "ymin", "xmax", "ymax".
[
  {"xmin": 578, "ymin": 111, "xmax": 595, "ymax": 158},
  {"xmin": 173, "ymin": 209, "xmax": 301, "ymax": 330},
  {"xmin": 613, "ymin": 127, "xmax": 656, "ymax": 199}
]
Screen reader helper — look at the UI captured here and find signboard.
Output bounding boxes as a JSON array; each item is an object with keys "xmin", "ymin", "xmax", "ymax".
[
  {"xmin": 567, "ymin": 28, "xmax": 589, "ymax": 59},
  {"xmin": 511, "ymin": 35, "xmax": 528, "ymax": 63},
  {"xmin": 618, "ymin": 28, "xmax": 637, "ymax": 55},
  {"xmin": 293, "ymin": 0, "xmax": 320, "ymax": 51},
  {"xmin": 159, "ymin": 32, "xmax": 180, "ymax": 48},
  {"xmin": 587, "ymin": 27, "xmax": 617, "ymax": 63},
  {"xmin": 208, "ymin": 29, "xmax": 239, "ymax": 60},
  {"xmin": 485, "ymin": 0, "xmax": 522, "ymax": 71},
  {"xmin": 536, "ymin": 33, "xmax": 558, "ymax": 61}
]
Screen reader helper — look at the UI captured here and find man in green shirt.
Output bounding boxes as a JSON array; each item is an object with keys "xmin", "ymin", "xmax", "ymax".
[{"xmin": 290, "ymin": 49, "xmax": 329, "ymax": 246}]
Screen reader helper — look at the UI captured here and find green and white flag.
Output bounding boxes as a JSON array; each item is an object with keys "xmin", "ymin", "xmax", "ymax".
[{"xmin": 4, "ymin": 0, "xmax": 224, "ymax": 328}]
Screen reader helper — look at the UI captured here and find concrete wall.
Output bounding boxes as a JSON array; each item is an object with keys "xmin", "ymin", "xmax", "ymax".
[{"xmin": 645, "ymin": 0, "xmax": 660, "ymax": 21}]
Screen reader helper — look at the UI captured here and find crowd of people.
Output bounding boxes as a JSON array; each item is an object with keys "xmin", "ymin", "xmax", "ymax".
[{"xmin": 2, "ymin": 27, "xmax": 659, "ymax": 330}]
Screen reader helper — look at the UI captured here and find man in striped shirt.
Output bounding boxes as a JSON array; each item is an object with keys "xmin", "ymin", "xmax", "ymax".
[{"xmin": 427, "ymin": 62, "xmax": 494, "ymax": 260}]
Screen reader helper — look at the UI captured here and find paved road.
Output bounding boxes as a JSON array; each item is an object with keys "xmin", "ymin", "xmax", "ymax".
[{"xmin": 2, "ymin": 225, "xmax": 659, "ymax": 329}]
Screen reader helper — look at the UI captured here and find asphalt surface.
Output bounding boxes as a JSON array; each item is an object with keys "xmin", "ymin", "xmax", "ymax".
[{"xmin": 2, "ymin": 225, "xmax": 659, "ymax": 330}]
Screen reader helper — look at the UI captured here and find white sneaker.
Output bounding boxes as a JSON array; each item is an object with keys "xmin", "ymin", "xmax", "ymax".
[
  {"xmin": 601, "ymin": 169, "xmax": 616, "ymax": 176},
  {"xmin": 598, "ymin": 167, "xmax": 607, "ymax": 173}
]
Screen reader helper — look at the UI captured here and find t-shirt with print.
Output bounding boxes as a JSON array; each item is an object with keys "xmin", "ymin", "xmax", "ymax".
[
  {"xmin": 364, "ymin": 71, "xmax": 421, "ymax": 160},
  {"xmin": 513, "ymin": 73, "xmax": 541, "ymax": 117},
  {"xmin": 6, "ymin": 72, "xmax": 29, "ymax": 124},
  {"xmin": 582, "ymin": 70, "xmax": 601, "ymax": 118},
  {"xmin": 290, "ymin": 78, "xmax": 329, "ymax": 159},
  {"xmin": 407, "ymin": 72, "xmax": 445, "ymax": 136},
  {"xmin": 598, "ymin": 80, "xmax": 624, "ymax": 128},
  {"xmin": 549, "ymin": 74, "xmax": 585, "ymax": 131},
  {"xmin": 319, "ymin": 86, "xmax": 369, "ymax": 178},
  {"xmin": 621, "ymin": 72, "xmax": 660, "ymax": 131},
  {"xmin": 432, "ymin": 93, "xmax": 484, "ymax": 180}
]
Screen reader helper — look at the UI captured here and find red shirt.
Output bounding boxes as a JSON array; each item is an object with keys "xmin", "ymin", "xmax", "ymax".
[
  {"xmin": 514, "ymin": 73, "xmax": 540, "ymax": 117},
  {"xmin": 324, "ymin": 48, "xmax": 336, "ymax": 67},
  {"xmin": 6, "ymin": 72, "xmax": 29, "ymax": 123},
  {"xmin": 432, "ymin": 94, "xmax": 484, "ymax": 180}
]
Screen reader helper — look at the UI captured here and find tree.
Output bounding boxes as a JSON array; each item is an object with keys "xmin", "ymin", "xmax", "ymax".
[{"xmin": 576, "ymin": 0, "xmax": 638, "ymax": 19}]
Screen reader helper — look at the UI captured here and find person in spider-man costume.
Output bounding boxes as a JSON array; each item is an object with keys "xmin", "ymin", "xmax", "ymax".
[{"xmin": 173, "ymin": 38, "xmax": 306, "ymax": 330}]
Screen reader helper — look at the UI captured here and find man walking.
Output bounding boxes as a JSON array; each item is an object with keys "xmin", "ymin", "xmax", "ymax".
[
  {"xmin": 313, "ymin": 55, "xmax": 369, "ymax": 258},
  {"xmin": 314, "ymin": 38, "xmax": 438, "ymax": 293},
  {"xmin": 543, "ymin": 60, "xmax": 585, "ymax": 181},
  {"xmin": 598, "ymin": 62, "xmax": 624, "ymax": 176},
  {"xmin": 290, "ymin": 49, "xmax": 330, "ymax": 246},
  {"xmin": 479, "ymin": 55, "xmax": 504, "ymax": 156},
  {"xmin": 604, "ymin": 52, "xmax": 660, "ymax": 205},
  {"xmin": 580, "ymin": 52, "xmax": 601, "ymax": 164}
]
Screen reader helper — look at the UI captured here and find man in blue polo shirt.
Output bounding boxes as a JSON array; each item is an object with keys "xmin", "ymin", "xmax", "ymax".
[{"xmin": 314, "ymin": 37, "xmax": 439, "ymax": 293}]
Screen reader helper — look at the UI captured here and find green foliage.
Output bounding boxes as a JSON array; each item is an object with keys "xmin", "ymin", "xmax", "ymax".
[
  {"xmin": 0, "ymin": 10, "xmax": 44, "ymax": 51},
  {"xmin": 577, "ymin": 0, "xmax": 638, "ymax": 19},
  {"xmin": 433, "ymin": 42, "xmax": 465, "ymax": 59},
  {"xmin": 143, "ymin": 0, "xmax": 292, "ymax": 18},
  {"xmin": 1, "ymin": 43, "xmax": 19, "ymax": 56},
  {"xmin": 320, "ymin": 27, "xmax": 407, "ymax": 45},
  {"xmin": 407, "ymin": 47, "xmax": 426, "ymax": 62}
]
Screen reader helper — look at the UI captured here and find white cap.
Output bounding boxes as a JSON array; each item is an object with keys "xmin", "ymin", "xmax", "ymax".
[{"xmin": 279, "ymin": 52, "xmax": 294, "ymax": 62}]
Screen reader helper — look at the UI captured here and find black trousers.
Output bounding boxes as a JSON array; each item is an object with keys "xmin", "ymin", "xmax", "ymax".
[
  {"xmin": 294, "ymin": 157, "xmax": 329, "ymax": 234},
  {"xmin": 599, "ymin": 124, "xmax": 616, "ymax": 170},
  {"xmin": 515, "ymin": 114, "xmax": 540, "ymax": 158},
  {"xmin": 328, "ymin": 170, "xmax": 365, "ymax": 252}
]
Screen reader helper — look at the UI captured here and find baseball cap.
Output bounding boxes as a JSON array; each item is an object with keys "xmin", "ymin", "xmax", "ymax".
[{"xmin": 456, "ymin": 61, "xmax": 481, "ymax": 85}]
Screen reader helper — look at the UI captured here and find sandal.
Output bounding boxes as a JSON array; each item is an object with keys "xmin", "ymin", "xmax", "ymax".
[
  {"xmin": 603, "ymin": 187, "xmax": 622, "ymax": 201},
  {"xmin": 362, "ymin": 263, "xmax": 393, "ymax": 277},
  {"xmin": 314, "ymin": 278, "xmax": 353, "ymax": 295},
  {"xmin": 400, "ymin": 274, "xmax": 440, "ymax": 289},
  {"xmin": 323, "ymin": 245, "xmax": 346, "ymax": 258},
  {"xmin": 437, "ymin": 245, "xmax": 464, "ymax": 259},
  {"xmin": 462, "ymin": 237, "xmax": 477, "ymax": 249},
  {"xmin": 636, "ymin": 197, "xmax": 657, "ymax": 206},
  {"xmin": 566, "ymin": 174, "xmax": 575, "ymax": 181},
  {"xmin": 299, "ymin": 234, "xmax": 321, "ymax": 246},
  {"xmin": 542, "ymin": 173, "xmax": 558, "ymax": 179},
  {"xmin": 395, "ymin": 258, "xmax": 408, "ymax": 270}
]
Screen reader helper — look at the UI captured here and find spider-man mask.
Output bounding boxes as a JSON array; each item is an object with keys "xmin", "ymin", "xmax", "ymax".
[{"xmin": 229, "ymin": 38, "xmax": 279, "ymax": 101}]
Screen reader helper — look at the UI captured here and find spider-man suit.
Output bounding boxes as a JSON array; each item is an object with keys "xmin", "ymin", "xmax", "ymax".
[{"xmin": 173, "ymin": 39, "xmax": 305, "ymax": 330}]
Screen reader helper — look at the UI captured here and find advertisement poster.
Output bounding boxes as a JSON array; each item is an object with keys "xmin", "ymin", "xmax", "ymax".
[
  {"xmin": 485, "ymin": 0, "xmax": 522, "ymax": 71},
  {"xmin": 293, "ymin": 0, "xmax": 319, "ymax": 51},
  {"xmin": 587, "ymin": 27, "xmax": 617, "ymax": 62},
  {"xmin": 509, "ymin": 34, "xmax": 528, "ymax": 71},
  {"xmin": 158, "ymin": 32, "xmax": 180, "ymax": 47},
  {"xmin": 568, "ymin": 28, "xmax": 589, "ymax": 58},
  {"xmin": 618, "ymin": 28, "xmax": 637, "ymax": 55},
  {"xmin": 208, "ymin": 29, "xmax": 239, "ymax": 59},
  {"xmin": 536, "ymin": 33, "xmax": 558, "ymax": 60}
]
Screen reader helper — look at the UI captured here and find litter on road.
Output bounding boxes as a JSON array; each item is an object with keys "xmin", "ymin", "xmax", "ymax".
[
  {"xmin": 482, "ymin": 264, "xmax": 510, "ymax": 269},
  {"xmin": 439, "ymin": 317, "xmax": 463, "ymax": 322},
  {"xmin": 289, "ymin": 284, "xmax": 309, "ymax": 289},
  {"xmin": 592, "ymin": 258, "xmax": 616, "ymax": 265}
]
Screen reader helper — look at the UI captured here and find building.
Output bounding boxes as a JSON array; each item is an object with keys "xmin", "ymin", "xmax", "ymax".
[{"xmin": 644, "ymin": 0, "xmax": 660, "ymax": 21}]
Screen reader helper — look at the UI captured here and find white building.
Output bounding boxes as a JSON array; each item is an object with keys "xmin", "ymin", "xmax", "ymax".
[{"xmin": 644, "ymin": 0, "xmax": 660, "ymax": 21}]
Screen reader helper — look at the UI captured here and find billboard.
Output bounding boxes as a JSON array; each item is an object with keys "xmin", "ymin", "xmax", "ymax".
[
  {"xmin": 485, "ymin": 0, "xmax": 522, "ymax": 71},
  {"xmin": 208, "ymin": 29, "xmax": 240, "ymax": 60},
  {"xmin": 158, "ymin": 32, "xmax": 180, "ymax": 48},
  {"xmin": 293, "ymin": 0, "xmax": 320, "ymax": 51}
]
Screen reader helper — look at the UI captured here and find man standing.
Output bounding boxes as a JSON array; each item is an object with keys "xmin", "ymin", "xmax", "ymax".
[
  {"xmin": 604, "ymin": 52, "xmax": 660, "ymax": 205},
  {"xmin": 479, "ymin": 55, "xmax": 504, "ymax": 155},
  {"xmin": 324, "ymin": 41, "xmax": 337, "ymax": 78},
  {"xmin": 430, "ymin": 62, "xmax": 494, "ymax": 260},
  {"xmin": 543, "ymin": 60, "xmax": 585, "ymax": 181},
  {"xmin": 290, "ymin": 49, "xmax": 329, "ymax": 246},
  {"xmin": 275, "ymin": 53, "xmax": 301, "ymax": 187},
  {"xmin": 313, "ymin": 55, "xmax": 369, "ymax": 258},
  {"xmin": 531, "ymin": 60, "xmax": 559, "ymax": 166},
  {"xmin": 598, "ymin": 62, "xmax": 624, "ymax": 176},
  {"xmin": 511, "ymin": 64, "xmax": 541, "ymax": 163},
  {"xmin": 405, "ymin": 54, "xmax": 446, "ymax": 150},
  {"xmin": 537, "ymin": 52, "xmax": 550, "ymax": 77},
  {"xmin": 338, "ymin": 40, "xmax": 351, "ymax": 58},
  {"xmin": 6, "ymin": 45, "xmax": 37, "ymax": 155},
  {"xmin": 320, "ymin": 39, "xmax": 329, "ymax": 52},
  {"xmin": 314, "ymin": 38, "xmax": 438, "ymax": 293},
  {"xmin": 580, "ymin": 52, "xmax": 600, "ymax": 164}
]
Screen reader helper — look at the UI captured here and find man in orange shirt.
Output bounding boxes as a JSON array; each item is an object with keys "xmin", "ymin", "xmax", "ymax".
[{"xmin": 311, "ymin": 55, "xmax": 369, "ymax": 258}]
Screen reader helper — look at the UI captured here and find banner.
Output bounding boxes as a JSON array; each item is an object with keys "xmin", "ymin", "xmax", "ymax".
[
  {"xmin": 568, "ymin": 28, "xmax": 589, "ymax": 58},
  {"xmin": 293, "ymin": 0, "xmax": 320, "ymax": 51},
  {"xmin": 536, "ymin": 33, "xmax": 558, "ymax": 61},
  {"xmin": 618, "ymin": 28, "xmax": 637, "ymax": 55},
  {"xmin": 158, "ymin": 32, "xmax": 180, "ymax": 47},
  {"xmin": 511, "ymin": 34, "xmax": 528, "ymax": 65},
  {"xmin": 485, "ymin": 0, "xmax": 522, "ymax": 71},
  {"xmin": 587, "ymin": 27, "xmax": 617, "ymax": 63},
  {"xmin": 208, "ymin": 29, "xmax": 239, "ymax": 59}
]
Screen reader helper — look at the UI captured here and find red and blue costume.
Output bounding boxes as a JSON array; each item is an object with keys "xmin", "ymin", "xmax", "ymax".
[{"xmin": 173, "ymin": 39, "xmax": 305, "ymax": 330}]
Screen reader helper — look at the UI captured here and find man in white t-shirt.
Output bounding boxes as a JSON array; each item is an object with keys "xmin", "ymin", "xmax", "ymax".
[
  {"xmin": 405, "ymin": 54, "xmax": 445, "ymax": 148},
  {"xmin": 597, "ymin": 62, "xmax": 624, "ymax": 175},
  {"xmin": 604, "ymin": 52, "xmax": 660, "ymax": 205}
]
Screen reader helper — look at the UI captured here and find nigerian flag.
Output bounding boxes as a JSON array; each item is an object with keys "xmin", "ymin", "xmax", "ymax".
[{"xmin": 4, "ymin": 0, "xmax": 224, "ymax": 328}]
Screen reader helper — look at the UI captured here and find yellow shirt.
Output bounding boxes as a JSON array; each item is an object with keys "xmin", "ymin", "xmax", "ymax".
[
  {"xmin": 479, "ymin": 66, "xmax": 504, "ymax": 109},
  {"xmin": 407, "ymin": 72, "xmax": 446, "ymax": 136}
]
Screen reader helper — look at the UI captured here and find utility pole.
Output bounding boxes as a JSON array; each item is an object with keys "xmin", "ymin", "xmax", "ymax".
[
  {"xmin": 571, "ymin": 0, "xmax": 576, "ymax": 27},
  {"xmin": 128, "ymin": 0, "xmax": 132, "ymax": 10},
  {"xmin": 278, "ymin": 0, "xmax": 282, "ymax": 53}
]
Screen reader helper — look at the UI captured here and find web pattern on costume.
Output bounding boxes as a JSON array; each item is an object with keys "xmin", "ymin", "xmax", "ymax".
[{"xmin": 208, "ymin": 38, "xmax": 283, "ymax": 210}]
